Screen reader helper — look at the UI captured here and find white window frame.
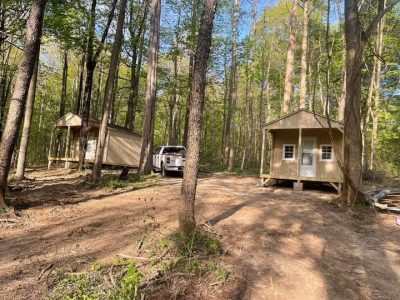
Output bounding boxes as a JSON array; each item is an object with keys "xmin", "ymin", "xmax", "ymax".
[
  {"xmin": 282, "ymin": 144, "xmax": 296, "ymax": 161},
  {"xmin": 320, "ymin": 144, "xmax": 334, "ymax": 162}
]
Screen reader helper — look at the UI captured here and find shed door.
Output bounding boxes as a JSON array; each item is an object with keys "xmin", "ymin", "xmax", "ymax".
[{"xmin": 300, "ymin": 137, "xmax": 316, "ymax": 177}]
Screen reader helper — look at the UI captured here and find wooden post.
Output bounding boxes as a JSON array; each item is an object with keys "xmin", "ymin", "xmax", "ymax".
[
  {"xmin": 64, "ymin": 126, "xmax": 71, "ymax": 169},
  {"xmin": 297, "ymin": 128, "xmax": 302, "ymax": 181},
  {"xmin": 270, "ymin": 131, "xmax": 274, "ymax": 175},
  {"xmin": 48, "ymin": 127, "xmax": 55, "ymax": 169},
  {"xmin": 260, "ymin": 129, "xmax": 266, "ymax": 179}
]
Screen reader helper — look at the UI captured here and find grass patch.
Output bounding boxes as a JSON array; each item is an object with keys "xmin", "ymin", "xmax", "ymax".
[
  {"xmin": 154, "ymin": 228, "xmax": 229, "ymax": 285},
  {"xmin": 93, "ymin": 173, "xmax": 157, "ymax": 190},
  {"xmin": 47, "ymin": 228, "xmax": 229, "ymax": 299},
  {"xmin": 169, "ymin": 229, "xmax": 223, "ymax": 258},
  {"xmin": 47, "ymin": 259, "xmax": 142, "ymax": 300}
]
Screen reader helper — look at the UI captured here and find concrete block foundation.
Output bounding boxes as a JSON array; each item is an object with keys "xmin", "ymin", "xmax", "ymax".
[{"xmin": 293, "ymin": 182, "xmax": 303, "ymax": 191}]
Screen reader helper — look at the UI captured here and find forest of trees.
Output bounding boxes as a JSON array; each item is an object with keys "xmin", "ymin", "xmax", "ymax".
[{"xmin": 0, "ymin": 0, "xmax": 399, "ymax": 214}]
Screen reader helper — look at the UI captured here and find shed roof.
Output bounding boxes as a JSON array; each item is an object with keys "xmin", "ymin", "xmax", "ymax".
[
  {"xmin": 54, "ymin": 112, "xmax": 141, "ymax": 136},
  {"xmin": 264, "ymin": 109, "xmax": 343, "ymax": 130}
]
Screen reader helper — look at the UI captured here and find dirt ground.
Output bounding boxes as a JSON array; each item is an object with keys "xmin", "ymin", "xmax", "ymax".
[{"xmin": 1, "ymin": 169, "xmax": 399, "ymax": 299}]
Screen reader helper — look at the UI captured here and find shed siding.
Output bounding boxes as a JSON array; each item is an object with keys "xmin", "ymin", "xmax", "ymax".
[
  {"xmin": 270, "ymin": 128, "xmax": 343, "ymax": 182},
  {"xmin": 105, "ymin": 129, "xmax": 141, "ymax": 167},
  {"xmin": 272, "ymin": 129, "xmax": 298, "ymax": 177}
]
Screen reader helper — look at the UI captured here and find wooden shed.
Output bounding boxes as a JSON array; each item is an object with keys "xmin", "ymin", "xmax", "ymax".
[
  {"xmin": 48, "ymin": 112, "xmax": 142, "ymax": 168},
  {"xmin": 260, "ymin": 109, "xmax": 344, "ymax": 192}
]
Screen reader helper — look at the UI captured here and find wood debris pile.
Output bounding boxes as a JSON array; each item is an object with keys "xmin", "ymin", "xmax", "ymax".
[{"xmin": 366, "ymin": 189, "xmax": 400, "ymax": 213}]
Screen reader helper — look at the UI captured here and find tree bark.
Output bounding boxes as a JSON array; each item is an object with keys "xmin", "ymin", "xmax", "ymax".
[
  {"xmin": 370, "ymin": 3, "xmax": 385, "ymax": 171},
  {"xmin": 169, "ymin": 14, "xmax": 181, "ymax": 146},
  {"xmin": 341, "ymin": 0, "xmax": 363, "ymax": 205},
  {"xmin": 138, "ymin": 0, "xmax": 161, "ymax": 176},
  {"xmin": 340, "ymin": 0, "xmax": 391, "ymax": 204},
  {"xmin": 75, "ymin": 53, "xmax": 85, "ymax": 114},
  {"xmin": 336, "ymin": 0, "xmax": 346, "ymax": 121},
  {"xmin": 282, "ymin": 0, "xmax": 298, "ymax": 115},
  {"xmin": 179, "ymin": 0, "xmax": 217, "ymax": 235},
  {"xmin": 299, "ymin": 0, "xmax": 308, "ymax": 109},
  {"xmin": 92, "ymin": 0, "xmax": 127, "ymax": 181},
  {"xmin": 0, "ymin": 0, "xmax": 46, "ymax": 208},
  {"xmin": 125, "ymin": 0, "xmax": 148, "ymax": 131},
  {"xmin": 59, "ymin": 49, "xmax": 68, "ymax": 117},
  {"xmin": 15, "ymin": 49, "xmax": 40, "ymax": 181},
  {"xmin": 227, "ymin": 0, "xmax": 240, "ymax": 171},
  {"xmin": 183, "ymin": 0, "xmax": 198, "ymax": 147}
]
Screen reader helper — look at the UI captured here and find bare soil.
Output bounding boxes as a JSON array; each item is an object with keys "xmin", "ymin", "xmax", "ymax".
[{"xmin": 1, "ymin": 169, "xmax": 399, "ymax": 299}]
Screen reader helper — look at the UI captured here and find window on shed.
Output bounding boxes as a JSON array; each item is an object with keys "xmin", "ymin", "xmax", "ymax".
[
  {"xmin": 283, "ymin": 144, "xmax": 295, "ymax": 160},
  {"xmin": 320, "ymin": 145, "xmax": 333, "ymax": 161}
]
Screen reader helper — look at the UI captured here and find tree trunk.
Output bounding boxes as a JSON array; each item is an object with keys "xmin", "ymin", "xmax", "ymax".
[
  {"xmin": 169, "ymin": 35, "xmax": 180, "ymax": 145},
  {"xmin": 299, "ymin": 0, "xmax": 308, "ymax": 109},
  {"xmin": 125, "ymin": 0, "xmax": 148, "ymax": 131},
  {"xmin": 92, "ymin": 0, "xmax": 127, "ymax": 181},
  {"xmin": 109, "ymin": 64, "xmax": 119, "ymax": 124},
  {"xmin": 370, "ymin": 4, "xmax": 385, "ymax": 171},
  {"xmin": 340, "ymin": 0, "xmax": 390, "ymax": 204},
  {"xmin": 183, "ymin": 0, "xmax": 198, "ymax": 147},
  {"xmin": 59, "ymin": 49, "xmax": 68, "ymax": 117},
  {"xmin": 138, "ymin": 0, "xmax": 161, "ymax": 176},
  {"xmin": 336, "ymin": 0, "xmax": 346, "ymax": 121},
  {"xmin": 341, "ymin": 0, "xmax": 363, "ymax": 205},
  {"xmin": 362, "ymin": 56, "xmax": 377, "ymax": 172},
  {"xmin": 0, "ymin": 0, "xmax": 46, "ymax": 208},
  {"xmin": 282, "ymin": 0, "xmax": 298, "ymax": 115},
  {"xmin": 15, "ymin": 49, "xmax": 40, "ymax": 181},
  {"xmin": 75, "ymin": 53, "xmax": 85, "ymax": 114},
  {"xmin": 227, "ymin": 0, "xmax": 240, "ymax": 171},
  {"xmin": 131, "ymin": 30, "xmax": 145, "ymax": 128},
  {"xmin": 78, "ymin": 0, "xmax": 117, "ymax": 170},
  {"xmin": 93, "ymin": 61, "xmax": 103, "ymax": 119},
  {"xmin": 179, "ymin": 0, "xmax": 217, "ymax": 235}
]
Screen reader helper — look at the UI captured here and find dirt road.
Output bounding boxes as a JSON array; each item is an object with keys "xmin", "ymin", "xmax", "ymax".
[{"xmin": 1, "ymin": 172, "xmax": 399, "ymax": 299}]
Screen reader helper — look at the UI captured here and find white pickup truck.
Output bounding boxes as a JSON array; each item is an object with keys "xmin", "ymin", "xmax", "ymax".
[{"xmin": 153, "ymin": 146, "xmax": 186, "ymax": 176}]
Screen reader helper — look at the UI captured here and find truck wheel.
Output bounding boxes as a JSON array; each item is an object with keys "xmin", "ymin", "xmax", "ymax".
[{"xmin": 161, "ymin": 163, "xmax": 167, "ymax": 177}]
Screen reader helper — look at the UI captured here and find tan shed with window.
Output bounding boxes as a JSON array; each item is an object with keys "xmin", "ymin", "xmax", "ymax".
[
  {"xmin": 48, "ymin": 112, "xmax": 142, "ymax": 168},
  {"xmin": 260, "ymin": 109, "xmax": 344, "ymax": 192}
]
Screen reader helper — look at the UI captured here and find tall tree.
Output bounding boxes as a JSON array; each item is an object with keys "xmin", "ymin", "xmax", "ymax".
[
  {"xmin": 226, "ymin": 0, "xmax": 240, "ymax": 171},
  {"xmin": 168, "ymin": 8, "xmax": 182, "ymax": 146},
  {"xmin": 341, "ymin": 0, "xmax": 397, "ymax": 204},
  {"xmin": 15, "ymin": 49, "xmax": 40, "ymax": 181},
  {"xmin": 179, "ymin": 0, "xmax": 218, "ymax": 234},
  {"xmin": 370, "ymin": 3, "xmax": 386, "ymax": 170},
  {"xmin": 299, "ymin": 0, "xmax": 308, "ymax": 109},
  {"xmin": 92, "ymin": 0, "xmax": 128, "ymax": 181},
  {"xmin": 125, "ymin": 0, "xmax": 148, "ymax": 131},
  {"xmin": 0, "ymin": 0, "xmax": 47, "ymax": 208},
  {"xmin": 282, "ymin": 0, "xmax": 298, "ymax": 114},
  {"xmin": 59, "ymin": 49, "xmax": 68, "ymax": 117},
  {"xmin": 336, "ymin": 0, "xmax": 346, "ymax": 121},
  {"xmin": 138, "ymin": 0, "xmax": 161, "ymax": 176},
  {"xmin": 75, "ymin": 53, "xmax": 85, "ymax": 114},
  {"xmin": 183, "ymin": 0, "xmax": 199, "ymax": 147},
  {"xmin": 78, "ymin": 0, "xmax": 117, "ymax": 170}
]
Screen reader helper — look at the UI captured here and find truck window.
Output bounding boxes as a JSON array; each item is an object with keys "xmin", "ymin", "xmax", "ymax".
[
  {"xmin": 162, "ymin": 147, "xmax": 186, "ymax": 155},
  {"xmin": 154, "ymin": 147, "xmax": 161, "ymax": 155}
]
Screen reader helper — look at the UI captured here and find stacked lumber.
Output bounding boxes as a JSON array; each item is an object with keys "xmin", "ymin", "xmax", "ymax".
[{"xmin": 366, "ymin": 189, "xmax": 400, "ymax": 213}]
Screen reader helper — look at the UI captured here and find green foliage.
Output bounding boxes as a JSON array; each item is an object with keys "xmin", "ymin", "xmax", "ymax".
[
  {"xmin": 118, "ymin": 261, "xmax": 143, "ymax": 299},
  {"xmin": 47, "ymin": 259, "xmax": 142, "ymax": 300},
  {"xmin": 93, "ymin": 173, "xmax": 156, "ymax": 190},
  {"xmin": 169, "ymin": 229, "xmax": 223, "ymax": 258}
]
